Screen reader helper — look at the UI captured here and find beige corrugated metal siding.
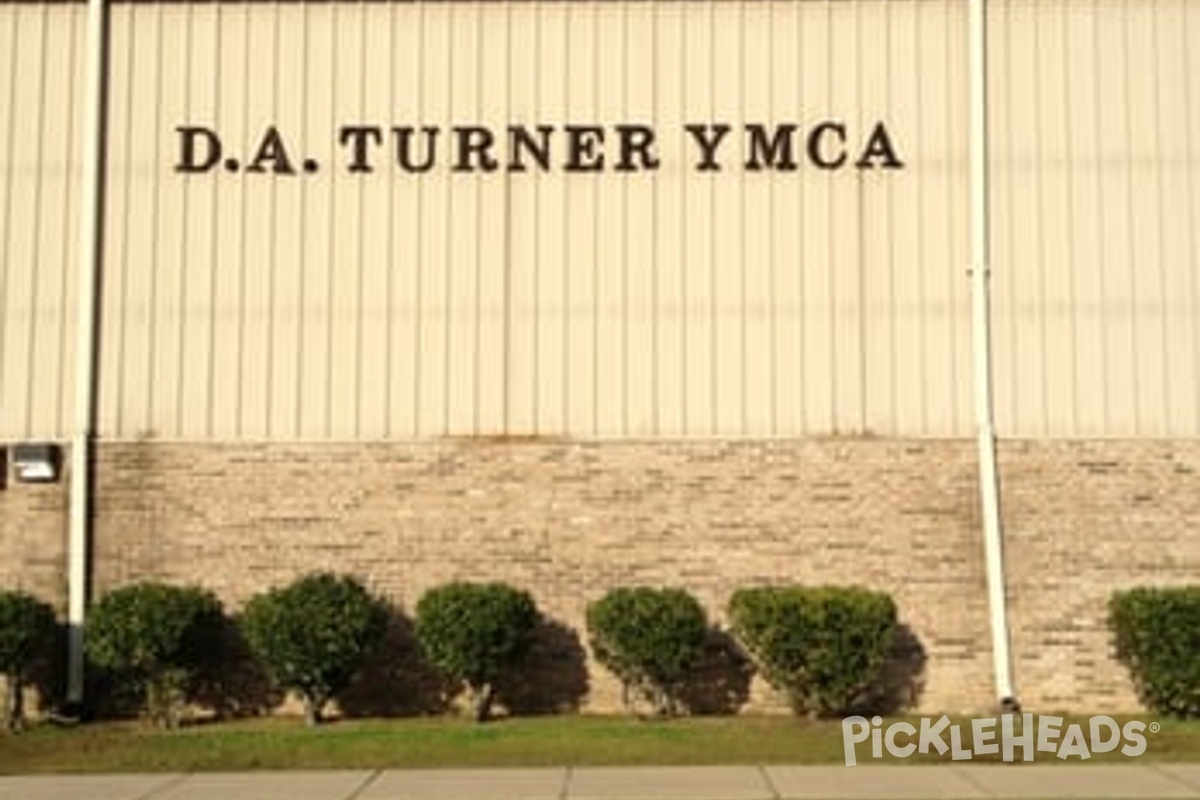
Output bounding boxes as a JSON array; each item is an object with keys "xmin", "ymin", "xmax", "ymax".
[
  {"xmin": 989, "ymin": 0, "xmax": 1200, "ymax": 437},
  {"xmin": 0, "ymin": 0, "xmax": 1197, "ymax": 441},
  {"xmin": 0, "ymin": 2, "xmax": 83, "ymax": 441}
]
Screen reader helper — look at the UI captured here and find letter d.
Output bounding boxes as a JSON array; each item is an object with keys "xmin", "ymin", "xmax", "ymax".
[
  {"xmin": 176, "ymin": 126, "xmax": 222, "ymax": 173},
  {"xmin": 1089, "ymin": 715, "xmax": 1121, "ymax": 754},
  {"xmin": 842, "ymin": 715, "xmax": 870, "ymax": 766}
]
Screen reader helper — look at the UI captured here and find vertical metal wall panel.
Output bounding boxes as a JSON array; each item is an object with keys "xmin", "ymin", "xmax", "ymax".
[
  {"xmin": 627, "ymin": 3, "xmax": 659, "ymax": 437},
  {"xmin": 97, "ymin": 2, "xmax": 125, "ymax": 438},
  {"xmin": 1157, "ymin": 0, "xmax": 1200, "ymax": 434},
  {"xmin": 532, "ymin": 3, "xmax": 567, "ymax": 435},
  {"xmin": 126, "ymin": 3, "xmax": 166, "ymax": 437},
  {"xmin": 30, "ymin": 5, "xmax": 78, "ymax": 439},
  {"xmin": 328, "ymin": 2, "xmax": 358, "ymax": 439},
  {"xmin": 237, "ymin": 4, "xmax": 276, "ymax": 440},
  {"xmin": 0, "ymin": 6, "xmax": 15, "ymax": 438},
  {"xmin": 506, "ymin": 3, "xmax": 535, "ymax": 434},
  {"xmin": 357, "ymin": 4, "xmax": 392, "ymax": 439},
  {"xmin": 181, "ymin": 3, "xmax": 212, "ymax": 437},
  {"xmin": 478, "ymin": 3, "xmax": 510, "ymax": 435},
  {"xmin": 298, "ymin": 2, "xmax": 330, "ymax": 439},
  {"xmin": 3, "ymin": 4, "xmax": 46, "ymax": 438},
  {"xmin": 0, "ymin": 3, "xmax": 82, "ymax": 442},
  {"xmin": 12, "ymin": 0, "xmax": 1195, "ymax": 442},
  {"xmin": 147, "ymin": 3, "xmax": 186, "ymax": 439},
  {"xmin": 680, "ymin": 4, "xmax": 712, "ymax": 436},
  {"xmin": 652, "ymin": 2, "xmax": 683, "ymax": 437},
  {"xmin": 743, "ymin": 2, "xmax": 773, "ymax": 436},
  {"xmin": 827, "ymin": 0, "xmax": 867, "ymax": 435},
  {"xmin": 265, "ymin": 3, "xmax": 298, "ymax": 439},
  {"xmin": 391, "ymin": 2, "xmax": 425, "ymax": 438},
  {"xmin": 990, "ymin": 0, "xmax": 1200, "ymax": 437},
  {"xmin": 710, "ymin": 2, "xmax": 742, "ymax": 436},
  {"xmin": 768, "ymin": 1, "xmax": 802, "ymax": 437},
  {"xmin": 796, "ymin": 2, "xmax": 834, "ymax": 434}
]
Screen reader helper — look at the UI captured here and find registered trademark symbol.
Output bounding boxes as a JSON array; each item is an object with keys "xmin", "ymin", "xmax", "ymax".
[{"xmin": 1149, "ymin": 722, "xmax": 1161, "ymax": 733}]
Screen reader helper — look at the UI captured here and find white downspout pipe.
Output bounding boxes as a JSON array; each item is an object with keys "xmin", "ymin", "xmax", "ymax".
[
  {"xmin": 68, "ymin": 0, "xmax": 109, "ymax": 708},
  {"xmin": 969, "ymin": 0, "xmax": 1017, "ymax": 707}
]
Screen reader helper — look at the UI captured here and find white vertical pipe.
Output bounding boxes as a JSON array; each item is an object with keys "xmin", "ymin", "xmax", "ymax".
[
  {"xmin": 969, "ymin": 0, "xmax": 1017, "ymax": 706},
  {"xmin": 68, "ymin": 0, "xmax": 108, "ymax": 707}
]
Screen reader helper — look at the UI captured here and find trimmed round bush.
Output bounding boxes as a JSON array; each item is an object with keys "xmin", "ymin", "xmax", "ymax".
[
  {"xmin": 87, "ymin": 582, "xmax": 225, "ymax": 728},
  {"xmin": 415, "ymin": 581, "xmax": 538, "ymax": 722},
  {"xmin": 728, "ymin": 585, "xmax": 897, "ymax": 717},
  {"xmin": 0, "ymin": 590, "xmax": 58, "ymax": 732},
  {"xmin": 586, "ymin": 587, "xmax": 708, "ymax": 716},
  {"xmin": 1109, "ymin": 586, "xmax": 1200, "ymax": 718},
  {"xmin": 240, "ymin": 572, "xmax": 388, "ymax": 726}
]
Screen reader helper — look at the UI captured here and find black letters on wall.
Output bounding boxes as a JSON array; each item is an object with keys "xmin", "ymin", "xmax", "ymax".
[{"xmin": 175, "ymin": 122, "xmax": 906, "ymax": 176}]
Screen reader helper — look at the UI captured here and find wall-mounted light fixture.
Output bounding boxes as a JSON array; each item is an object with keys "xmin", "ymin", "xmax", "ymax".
[{"xmin": 12, "ymin": 443, "xmax": 62, "ymax": 484}]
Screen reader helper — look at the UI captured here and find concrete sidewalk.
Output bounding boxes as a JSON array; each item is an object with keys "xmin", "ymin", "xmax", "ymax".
[{"xmin": 1, "ymin": 765, "xmax": 1199, "ymax": 800}]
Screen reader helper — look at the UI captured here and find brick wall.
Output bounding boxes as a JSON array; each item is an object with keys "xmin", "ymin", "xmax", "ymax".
[
  {"xmin": 1, "ymin": 438, "xmax": 1197, "ymax": 715},
  {"xmin": 0, "ymin": 449, "xmax": 68, "ymax": 614},
  {"xmin": 999, "ymin": 441, "xmax": 1200, "ymax": 712}
]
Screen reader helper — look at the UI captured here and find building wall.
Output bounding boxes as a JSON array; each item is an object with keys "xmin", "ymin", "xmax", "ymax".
[
  {"xmin": 0, "ymin": 461, "xmax": 67, "ymax": 613},
  {"xmin": 3, "ymin": 0, "xmax": 1199, "ymax": 441},
  {"xmin": 2, "ymin": 0, "xmax": 1199, "ymax": 716},
  {"xmin": 989, "ymin": 0, "xmax": 1200, "ymax": 437},
  {"xmin": 1, "ymin": 437, "xmax": 1195, "ymax": 714},
  {"xmin": 1001, "ymin": 441, "xmax": 1200, "ymax": 709},
  {"xmin": 81, "ymin": 437, "xmax": 991, "ymax": 712},
  {"xmin": 0, "ymin": 1, "xmax": 84, "ymax": 441}
]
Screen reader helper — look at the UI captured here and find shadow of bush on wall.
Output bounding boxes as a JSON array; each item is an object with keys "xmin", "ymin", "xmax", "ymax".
[
  {"xmin": 494, "ymin": 615, "xmax": 589, "ymax": 716},
  {"xmin": 853, "ymin": 622, "xmax": 927, "ymax": 715},
  {"xmin": 23, "ymin": 621, "xmax": 67, "ymax": 721},
  {"xmin": 338, "ymin": 609, "xmax": 456, "ymax": 718},
  {"xmin": 676, "ymin": 627, "xmax": 755, "ymax": 715},
  {"xmin": 192, "ymin": 615, "xmax": 283, "ymax": 719}
]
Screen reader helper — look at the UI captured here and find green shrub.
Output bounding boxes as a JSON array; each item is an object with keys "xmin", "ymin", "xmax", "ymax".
[
  {"xmin": 0, "ymin": 590, "xmax": 58, "ymax": 732},
  {"xmin": 415, "ymin": 581, "xmax": 538, "ymax": 722},
  {"xmin": 1109, "ymin": 586, "xmax": 1200, "ymax": 718},
  {"xmin": 586, "ymin": 587, "xmax": 708, "ymax": 716},
  {"xmin": 87, "ymin": 582, "xmax": 225, "ymax": 728},
  {"xmin": 728, "ymin": 585, "xmax": 897, "ymax": 716},
  {"xmin": 240, "ymin": 572, "xmax": 388, "ymax": 726}
]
